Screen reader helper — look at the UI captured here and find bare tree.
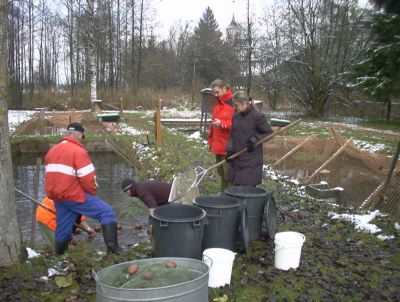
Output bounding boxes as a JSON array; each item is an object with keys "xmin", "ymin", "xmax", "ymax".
[
  {"xmin": 278, "ymin": 0, "xmax": 368, "ymax": 116},
  {"xmin": 0, "ymin": 0, "xmax": 23, "ymax": 267}
]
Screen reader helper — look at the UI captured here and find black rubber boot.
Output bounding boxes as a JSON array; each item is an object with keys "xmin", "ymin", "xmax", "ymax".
[
  {"xmin": 101, "ymin": 223, "xmax": 123, "ymax": 254},
  {"xmin": 55, "ymin": 241, "xmax": 69, "ymax": 255}
]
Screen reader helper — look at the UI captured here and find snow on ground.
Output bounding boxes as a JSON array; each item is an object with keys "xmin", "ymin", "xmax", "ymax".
[
  {"xmin": 352, "ymin": 139, "xmax": 387, "ymax": 153},
  {"xmin": 328, "ymin": 210, "xmax": 395, "ymax": 240},
  {"xmin": 118, "ymin": 122, "xmax": 143, "ymax": 136},
  {"xmin": 264, "ymin": 164, "xmax": 396, "ymax": 241},
  {"xmin": 7, "ymin": 110, "xmax": 36, "ymax": 133}
]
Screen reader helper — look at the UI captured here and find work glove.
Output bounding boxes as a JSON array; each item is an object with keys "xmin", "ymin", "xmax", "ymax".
[
  {"xmin": 247, "ymin": 136, "xmax": 258, "ymax": 152},
  {"xmin": 225, "ymin": 150, "xmax": 235, "ymax": 162}
]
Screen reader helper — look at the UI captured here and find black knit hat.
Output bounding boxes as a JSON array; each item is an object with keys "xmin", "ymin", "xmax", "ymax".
[
  {"xmin": 67, "ymin": 122, "xmax": 85, "ymax": 138},
  {"xmin": 121, "ymin": 178, "xmax": 135, "ymax": 192}
]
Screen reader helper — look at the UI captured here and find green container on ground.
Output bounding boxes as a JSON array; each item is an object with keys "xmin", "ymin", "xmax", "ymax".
[
  {"xmin": 150, "ymin": 204, "xmax": 207, "ymax": 259},
  {"xmin": 194, "ymin": 195, "xmax": 241, "ymax": 252},
  {"xmin": 224, "ymin": 186, "xmax": 270, "ymax": 241}
]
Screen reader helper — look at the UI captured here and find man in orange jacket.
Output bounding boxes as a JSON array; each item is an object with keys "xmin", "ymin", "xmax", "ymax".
[
  {"xmin": 45, "ymin": 123, "xmax": 122, "ymax": 255},
  {"xmin": 208, "ymin": 79, "xmax": 235, "ymax": 192},
  {"xmin": 36, "ymin": 197, "xmax": 96, "ymax": 240}
]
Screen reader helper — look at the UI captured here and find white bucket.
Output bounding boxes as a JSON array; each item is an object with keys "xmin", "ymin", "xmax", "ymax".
[
  {"xmin": 202, "ymin": 248, "xmax": 236, "ymax": 288},
  {"xmin": 274, "ymin": 231, "xmax": 305, "ymax": 270}
]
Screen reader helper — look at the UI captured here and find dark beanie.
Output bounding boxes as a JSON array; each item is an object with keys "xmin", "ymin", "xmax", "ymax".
[{"xmin": 121, "ymin": 178, "xmax": 135, "ymax": 191}]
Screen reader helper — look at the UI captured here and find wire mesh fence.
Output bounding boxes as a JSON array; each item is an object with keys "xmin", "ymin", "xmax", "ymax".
[{"xmin": 264, "ymin": 130, "xmax": 399, "ymax": 215}]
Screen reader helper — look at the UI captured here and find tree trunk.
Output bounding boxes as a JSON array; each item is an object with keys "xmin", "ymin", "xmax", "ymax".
[
  {"xmin": 0, "ymin": 0, "xmax": 23, "ymax": 266},
  {"xmin": 88, "ymin": 0, "xmax": 97, "ymax": 105},
  {"xmin": 246, "ymin": 0, "xmax": 252, "ymax": 96},
  {"xmin": 136, "ymin": 0, "xmax": 144, "ymax": 87},
  {"xmin": 386, "ymin": 97, "xmax": 391, "ymax": 122}
]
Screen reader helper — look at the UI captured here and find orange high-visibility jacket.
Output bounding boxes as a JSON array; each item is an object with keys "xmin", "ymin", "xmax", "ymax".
[
  {"xmin": 45, "ymin": 136, "xmax": 96, "ymax": 202},
  {"xmin": 36, "ymin": 197, "xmax": 86, "ymax": 231}
]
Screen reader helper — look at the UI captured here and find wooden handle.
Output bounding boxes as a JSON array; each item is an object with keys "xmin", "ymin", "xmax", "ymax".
[{"xmin": 206, "ymin": 118, "xmax": 302, "ymax": 173}]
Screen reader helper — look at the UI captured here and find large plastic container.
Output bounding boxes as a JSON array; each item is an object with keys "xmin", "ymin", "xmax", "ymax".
[
  {"xmin": 224, "ymin": 186, "xmax": 270, "ymax": 241},
  {"xmin": 202, "ymin": 248, "xmax": 236, "ymax": 288},
  {"xmin": 94, "ymin": 257, "xmax": 209, "ymax": 302},
  {"xmin": 194, "ymin": 195, "xmax": 241, "ymax": 251},
  {"xmin": 274, "ymin": 231, "xmax": 305, "ymax": 270},
  {"xmin": 150, "ymin": 204, "xmax": 207, "ymax": 259}
]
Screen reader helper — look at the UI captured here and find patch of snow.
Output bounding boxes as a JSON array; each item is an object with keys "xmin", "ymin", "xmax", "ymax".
[
  {"xmin": 7, "ymin": 110, "xmax": 37, "ymax": 133},
  {"xmin": 395, "ymin": 223, "xmax": 400, "ymax": 231},
  {"xmin": 329, "ymin": 210, "xmax": 382, "ymax": 234},
  {"xmin": 377, "ymin": 234, "xmax": 395, "ymax": 241},
  {"xmin": 333, "ymin": 187, "xmax": 344, "ymax": 191},
  {"xmin": 188, "ymin": 131, "xmax": 202, "ymax": 140},
  {"xmin": 119, "ymin": 123, "xmax": 142, "ymax": 136},
  {"xmin": 26, "ymin": 247, "xmax": 40, "ymax": 258},
  {"xmin": 352, "ymin": 139, "xmax": 387, "ymax": 153}
]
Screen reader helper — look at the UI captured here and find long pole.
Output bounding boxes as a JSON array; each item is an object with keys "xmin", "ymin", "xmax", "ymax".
[
  {"xmin": 14, "ymin": 188, "xmax": 89, "ymax": 234},
  {"xmin": 377, "ymin": 140, "xmax": 400, "ymax": 206},
  {"xmin": 304, "ymin": 137, "xmax": 353, "ymax": 185}
]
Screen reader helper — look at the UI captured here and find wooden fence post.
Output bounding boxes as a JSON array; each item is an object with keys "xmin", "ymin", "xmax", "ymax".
[{"xmin": 155, "ymin": 99, "xmax": 162, "ymax": 149}]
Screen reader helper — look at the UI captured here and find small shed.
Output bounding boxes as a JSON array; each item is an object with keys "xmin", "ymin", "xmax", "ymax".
[{"xmin": 200, "ymin": 88, "xmax": 216, "ymax": 132}]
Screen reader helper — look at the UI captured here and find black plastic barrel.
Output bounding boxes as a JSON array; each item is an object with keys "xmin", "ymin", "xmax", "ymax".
[
  {"xmin": 194, "ymin": 195, "xmax": 242, "ymax": 252},
  {"xmin": 150, "ymin": 204, "xmax": 207, "ymax": 259},
  {"xmin": 224, "ymin": 186, "xmax": 270, "ymax": 241}
]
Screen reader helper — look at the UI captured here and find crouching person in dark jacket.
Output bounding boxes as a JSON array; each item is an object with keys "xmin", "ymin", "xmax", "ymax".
[
  {"xmin": 121, "ymin": 178, "xmax": 172, "ymax": 215},
  {"xmin": 226, "ymin": 91, "xmax": 273, "ymax": 186}
]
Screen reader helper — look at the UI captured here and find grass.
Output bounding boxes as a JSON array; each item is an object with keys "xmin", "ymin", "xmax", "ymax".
[
  {"xmin": 5, "ymin": 111, "xmax": 400, "ymax": 301},
  {"xmin": 357, "ymin": 119, "xmax": 400, "ymax": 131}
]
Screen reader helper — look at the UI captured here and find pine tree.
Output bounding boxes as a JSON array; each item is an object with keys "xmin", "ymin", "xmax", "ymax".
[{"xmin": 352, "ymin": 0, "xmax": 400, "ymax": 121}]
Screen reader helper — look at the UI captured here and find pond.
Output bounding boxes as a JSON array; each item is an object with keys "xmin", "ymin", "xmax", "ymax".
[{"xmin": 13, "ymin": 152, "xmax": 149, "ymax": 251}]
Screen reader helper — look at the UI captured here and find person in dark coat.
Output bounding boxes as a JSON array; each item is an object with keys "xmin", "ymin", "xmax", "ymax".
[
  {"xmin": 226, "ymin": 91, "xmax": 273, "ymax": 186},
  {"xmin": 121, "ymin": 178, "xmax": 171, "ymax": 214}
]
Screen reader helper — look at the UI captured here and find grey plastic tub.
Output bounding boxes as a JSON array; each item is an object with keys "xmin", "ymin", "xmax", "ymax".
[
  {"xmin": 224, "ymin": 186, "xmax": 270, "ymax": 241},
  {"xmin": 194, "ymin": 195, "xmax": 241, "ymax": 252},
  {"xmin": 150, "ymin": 204, "xmax": 207, "ymax": 259},
  {"xmin": 94, "ymin": 257, "xmax": 209, "ymax": 302}
]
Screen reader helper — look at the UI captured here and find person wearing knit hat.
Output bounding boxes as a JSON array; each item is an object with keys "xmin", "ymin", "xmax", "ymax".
[{"xmin": 121, "ymin": 178, "xmax": 171, "ymax": 215}]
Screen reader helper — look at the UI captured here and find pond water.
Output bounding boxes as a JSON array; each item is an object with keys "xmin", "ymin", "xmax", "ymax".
[{"xmin": 13, "ymin": 152, "xmax": 149, "ymax": 251}]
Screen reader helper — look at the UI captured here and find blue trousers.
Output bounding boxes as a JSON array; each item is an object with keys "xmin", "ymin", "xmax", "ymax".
[{"xmin": 54, "ymin": 193, "xmax": 116, "ymax": 242}]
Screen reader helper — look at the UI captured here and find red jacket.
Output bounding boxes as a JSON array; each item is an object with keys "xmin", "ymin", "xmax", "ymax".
[
  {"xmin": 207, "ymin": 88, "xmax": 234, "ymax": 155},
  {"xmin": 45, "ymin": 136, "xmax": 96, "ymax": 202}
]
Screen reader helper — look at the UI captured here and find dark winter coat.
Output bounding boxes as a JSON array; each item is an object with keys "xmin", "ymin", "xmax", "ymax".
[
  {"xmin": 226, "ymin": 106, "xmax": 272, "ymax": 186},
  {"xmin": 129, "ymin": 180, "xmax": 171, "ymax": 209}
]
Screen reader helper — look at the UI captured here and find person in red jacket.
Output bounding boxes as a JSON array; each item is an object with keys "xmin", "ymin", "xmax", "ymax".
[
  {"xmin": 208, "ymin": 79, "xmax": 235, "ymax": 192},
  {"xmin": 45, "ymin": 123, "xmax": 122, "ymax": 255}
]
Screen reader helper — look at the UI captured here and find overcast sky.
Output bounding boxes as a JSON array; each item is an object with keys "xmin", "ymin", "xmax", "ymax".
[
  {"xmin": 153, "ymin": 0, "xmax": 273, "ymax": 38},
  {"xmin": 152, "ymin": 0, "xmax": 371, "ymax": 39}
]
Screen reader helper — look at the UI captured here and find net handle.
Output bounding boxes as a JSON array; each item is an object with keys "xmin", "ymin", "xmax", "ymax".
[{"xmin": 204, "ymin": 118, "xmax": 302, "ymax": 175}]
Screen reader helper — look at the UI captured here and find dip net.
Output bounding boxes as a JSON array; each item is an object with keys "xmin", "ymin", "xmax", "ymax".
[{"xmin": 168, "ymin": 169, "xmax": 201, "ymax": 205}]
